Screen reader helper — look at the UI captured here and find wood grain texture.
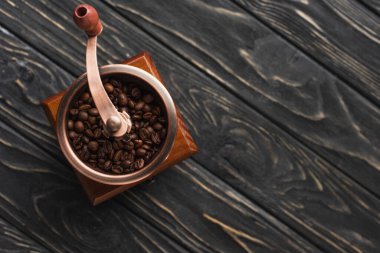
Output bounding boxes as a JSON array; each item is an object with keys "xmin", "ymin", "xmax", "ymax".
[
  {"xmin": 0, "ymin": 1, "xmax": 379, "ymax": 252},
  {"xmin": 233, "ymin": 0, "xmax": 380, "ymax": 104},
  {"xmin": 360, "ymin": 0, "xmax": 380, "ymax": 15},
  {"xmin": 102, "ymin": 0, "xmax": 380, "ymax": 196},
  {"xmin": 0, "ymin": 217, "xmax": 49, "ymax": 253},
  {"xmin": 0, "ymin": 19, "xmax": 321, "ymax": 253},
  {"xmin": 120, "ymin": 160, "xmax": 321, "ymax": 253}
]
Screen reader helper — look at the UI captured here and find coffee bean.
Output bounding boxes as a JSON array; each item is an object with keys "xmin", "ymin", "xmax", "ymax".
[
  {"xmin": 110, "ymin": 79, "xmax": 122, "ymax": 88},
  {"xmin": 143, "ymin": 94, "xmax": 154, "ymax": 103},
  {"xmin": 68, "ymin": 78, "xmax": 167, "ymax": 175},
  {"xmin": 134, "ymin": 139, "xmax": 143, "ymax": 148},
  {"xmin": 143, "ymin": 104, "xmax": 151, "ymax": 112},
  {"xmin": 113, "ymin": 150, "xmax": 123, "ymax": 161},
  {"xmin": 135, "ymin": 101, "xmax": 145, "ymax": 111},
  {"xmin": 118, "ymin": 93, "xmax": 128, "ymax": 106},
  {"xmin": 135, "ymin": 159, "xmax": 145, "ymax": 170},
  {"xmin": 104, "ymin": 160, "xmax": 112, "ymax": 171},
  {"xmin": 70, "ymin": 109, "xmax": 79, "ymax": 116},
  {"xmin": 131, "ymin": 87, "xmax": 141, "ymax": 98},
  {"xmin": 80, "ymin": 92, "xmax": 91, "ymax": 102},
  {"xmin": 74, "ymin": 121, "xmax": 85, "ymax": 133},
  {"xmin": 151, "ymin": 132, "xmax": 161, "ymax": 144},
  {"xmin": 68, "ymin": 131, "xmax": 78, "ymax": 139},
  {"xmin": 89, "ymin": 108, "xmax": 99, "ymax": 116},
  {"xmin": 111, "ymin": 165, "xmax": 123, "ymax": 174},
  {"xmin": 79, "ymin": 104, "xmax": 91, "ymax": 110},
  {"xmin": 127, "ymin": 100, "xmax": 135, "ymax": 109},
  {"xmin": 88, "ymin": 141, "xmax": 99, "ymax": 152},
  {"xmin": 78, "ymin": 111, "xmax": 88, "ymax": 121},
  {"xmin": 139, "ymin": 128, "xmax": 151, "ymax": 140},
  {"xmin": 85, "ymin": 129, "xmax": 94, "ymax": 138},
  {"xmin": 121, "ymin": 160, "xmax": 132, "ymax": 169},
  {"xmin": 152, "ymin": 106, "xmax": 161, "ymax": 115},
  {"xmin": 67, "ymin": 120, "xmax": 74, "ymax": 130},
  {"xmin": 93, "ymin": 128, "xmax": 102, "ymax": 138},
  {"xmin": 104, "ymin": 83, "xmax": 114, "ymax": 93},
  {"xmin": 153, "ymin": 123, "xmax": 163, "ymax": 131},
  {"xmin": 143, "ymin": 112, "xmax": 152, "ymax": 120},
  {"xmin": 125, "ymin": 141, "xmax": 134, "ymax": 151},
  {"xmin": 82, "ymin": 136, "xmax": 90, "ymax": 144},
  {"xmin": 88, "ymin": 116, "xmax": 97, "ymax": 125},
  {"xmin": 136, "ymin": 148, "xmax": 146, "ymax": 157}
]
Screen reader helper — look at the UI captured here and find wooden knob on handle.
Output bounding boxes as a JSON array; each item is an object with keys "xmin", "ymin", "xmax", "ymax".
[{"xmin": 73, "ymin": 4, "xmax": 103, "ymax": 37}]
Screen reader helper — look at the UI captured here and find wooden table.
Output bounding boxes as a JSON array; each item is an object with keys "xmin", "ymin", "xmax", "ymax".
[{"xmin": 0, "ymin": 1, "xmax": 379, "ymax": 252}]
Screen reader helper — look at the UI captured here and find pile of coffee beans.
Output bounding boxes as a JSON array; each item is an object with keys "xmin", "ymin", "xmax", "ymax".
[{"xmin": 67, "ymin": 77, "xmax": 167, "ymax": 174}]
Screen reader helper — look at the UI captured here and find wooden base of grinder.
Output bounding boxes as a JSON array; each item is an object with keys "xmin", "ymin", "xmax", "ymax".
[{"xmin": 42, "ymin": 52, "xmax": 198, "ymax": 206}]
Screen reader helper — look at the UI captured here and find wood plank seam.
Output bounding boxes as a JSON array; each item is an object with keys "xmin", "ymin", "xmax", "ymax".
[
  {"xmin": 229, "ymin": 0, "xmax": 380, "ymax": 109},
  {"xmin": 102, "ymin": 0, "xmax": 380, "ymax": 198}
]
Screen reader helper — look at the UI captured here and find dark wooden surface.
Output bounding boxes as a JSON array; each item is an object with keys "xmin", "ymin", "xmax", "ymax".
[{"xmin": 0, "ymin": 0, "xmax": 379, "ymax": 252}]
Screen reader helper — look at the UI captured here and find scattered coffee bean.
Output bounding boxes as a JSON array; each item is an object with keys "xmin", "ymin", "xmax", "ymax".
[{"xmin": 67, "ymin": 77, "xmax": 167, "ymax": 174}]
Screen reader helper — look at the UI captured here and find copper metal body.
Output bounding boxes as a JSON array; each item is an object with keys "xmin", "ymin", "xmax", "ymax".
[{"xmin": 56, "ymin": 65, "xmax": 178, "ymax": 185}]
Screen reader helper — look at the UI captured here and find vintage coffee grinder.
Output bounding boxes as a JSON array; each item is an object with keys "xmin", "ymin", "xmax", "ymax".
[{"xmin": 42, "ymin": 4, "xmax": 198, "ymax": 205}]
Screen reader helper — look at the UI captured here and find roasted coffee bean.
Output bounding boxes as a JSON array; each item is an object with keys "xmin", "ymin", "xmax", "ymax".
[
  {"xmin": 74, "ymin": 121, "xmax": 85, "ymax": 133},
  {"xmin": 118, "ymin": 93, "xmax": 128, "ymax": 106},
  {"xmin": 80, "ymin": 92, "xmax": 91, "ymax": 102},
  {"xmin": 67, "ymin": 120, "xmax": 74, "ymax": 130},
  {"xmin": 130, "ymin": 133, "xmax": 138, "ymax": 140},
  {"xmin": 125, "ymin": 141, "xmax": 134, "ymax": 151},
  {"xmin": 104, "ymin": 160, "xmax": 112, "ymax": 171},
  {"xmin": 139, "ymin": 128, "xmax": 151, "ymax": 140},
  {"xmin": 148, "ymin": 115, "xmax": 157, "ymax": 125},
  {"xmin": 93, "ymin": 128, "xmax": 102, "ymax": 138},
  {"xmin": 104, "ymin": 83, "xmax": 114, "ymax": 93},
  {"xmin": 151, "ymin": 132, "xmax": 161, "ymax": 144},
  {"xmin": 111, "ymin": 165, "xmax": 123, "ymax": 174},
  {"xmin": 135, "ymin": 101, "xmax": 145, "ymax": 111},
  {"xmin": 160, "ymin": 128, "xmax": 167, "ymax": 139},
  {"xmin": 110, "ymin": 79, "xmax": 122, "ymax": 88},
  {"xmin": 89, "ymin": 108, "xmax": 99, "ymax": 116},
  {"xmin": 143, "ymin": 94, "xmax": 154, "ymax": 103},
  {"xmin": 127, "ymin": 100, "xmax": 135, "ymax": 109},
  {"xmin": 143, "ymin": 104, "xmax": 151, "ymax": 112},
  {"xmin": 153, "ymin": 122, "xmax": 163, "ymax": 131},
  {"xmin": 69, "ymin": 131, "xmax": 78, "ymax": 139},
  {"xmin": 135, "ymin": 159, "xmax": 145, "ymax": 170},
  {"xmin": 134, "ymin": 139, "xmax": 143, "ymax": 148},
  {"xmin": 113, "ymin": 150, "xmax": 123, "ymax": 161},
  {"xmin": 79, "ymin": 104, "xmax": 91, "ymax": 110},
  {"xmin": 70, "ymin": 109, "xmax": 79, "ymax": 116},
  {"xmin": 102, "ymin": 129, "xmax": 110, "ymax": 139},
  {"xmin": 78, "ymin": 111, "xmax": 88, "ymax": 121},
  {"xmin": 88, "ymin": 116, "xmax": 97, "ymax": 125},
  {"xmin": 88, "ymin": 141, "xmax": 99, "ymax": 152},
  {"xmin": 131, "ymin": 87, "xmax": 141, "ymax": 98},
  {"xmin": 68, "ymin": 78, "xmax": 167, "ymax": 175},
  {"xmin": 84, "ymin": 129, "xmax": 94, "ymax": 138},
  {"xmin": 136, "ymin": 148, "xmax": 146, "ymax": 157},
  {"xmin": 143, "ymin": 112, "xmax": 152, "ymax": 120},
  {"xmin": 152, "ymin": 106, "xmax": 161, "ymax": 115},
  {"xmin": 121, "ymin": 160, "xmax": 132, "ymax": 169},
  {"xmin": 82, "ymin": 136, "xmax": 90, "ymax": 144}
]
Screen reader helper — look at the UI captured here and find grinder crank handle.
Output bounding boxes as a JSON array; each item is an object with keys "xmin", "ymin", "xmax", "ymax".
[{"xmin": 73, "ymin": 4, "xmax": 132, "ymax": 137}]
